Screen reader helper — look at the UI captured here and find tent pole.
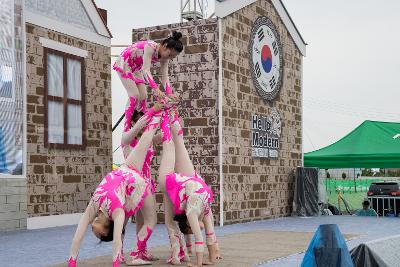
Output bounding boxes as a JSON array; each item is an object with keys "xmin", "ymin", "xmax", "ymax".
[{"xmin": 353, "ymin": 168, "xmax": 357, "ymax": 193}]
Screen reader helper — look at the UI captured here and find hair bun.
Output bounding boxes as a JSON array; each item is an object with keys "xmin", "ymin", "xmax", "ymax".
[{"xmin": 172, "ymin": 31, "xmax": 183, "ymax": 41}]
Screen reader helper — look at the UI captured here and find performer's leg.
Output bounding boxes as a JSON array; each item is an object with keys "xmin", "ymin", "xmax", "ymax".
[
  {"xmin": 135, "ymin": 210, "xmax": 144, "ymax": 236},
  {"xmin": 204, "ymin": 211, "xmax": 220, "ymax": 263},
  {"xmin": 158, "ymin": 110, "xmax": 181, "ymax": 264},
  {"xmin": 158, "ymin": 110, "xmax": 174, "ymax": 192},
  {"xmin": 185, "ymin": 234, "xmax": 193, "ymax": 255},
  {"xmin": 164, "ymin": 194, "xmax": 181, "ymax": 265},
  {"xmin": 118, "ymin": 72, "xmax": 141, "ymax": 100},
  {"xmin": 129, "ymin": 187, "xmax": 158, "ymax": 263},
  {"xmin": 169, "ymin": 109, "xmax": 195, "ymax": 177},
  {"xmin": 118, "ymin": 73, "xmax": 141, "ymax": 132},
  {"xmin": 125, "ymin": 108, "xmax": 162, "ymax": 172},
  {"xmin": 137, "ymin": 83, "xmax": 148, "ymax": 113}
]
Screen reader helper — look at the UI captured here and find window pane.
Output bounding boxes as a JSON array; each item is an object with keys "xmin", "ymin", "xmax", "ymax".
[
  {"xmin": 47, "ymin": 53, "xmax": 63, "ymax": 97},
  {"xmin": 0, "ymin": 0, "xmax": 24, "ymax": 175},
  {"xmin": 67, "ymin": 104, "xmax": 82, "ymax": 145},
  {"xmin": 0, "ymin": 65, "xmax": 13, "ymax": 98},
  {"xmin": 67, "ymin": 58, "xmax": 81, "ymax": 100},
  {"xmin": 0, "ymin": 127, "xmax": 7, "ymax": 172},
  {"xmin": 48, "ymin": 100, "xmax": 64, "ymax": 144}
]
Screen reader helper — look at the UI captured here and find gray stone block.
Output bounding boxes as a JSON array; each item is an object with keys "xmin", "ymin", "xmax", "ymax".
[
  {"xmin": 0, "ymin": 211, "xmax": 26, "ymax": 221},
  {"xmin": 0, "ymin": 203, "xmax": 18, "ymax": 213},
  {"xmin": 0, "ymin": 219, "xmax": 20, "ymax": 230},
  {"xmin": 6, "ymin": 194, "xmax": 27, "ymax": 204}
]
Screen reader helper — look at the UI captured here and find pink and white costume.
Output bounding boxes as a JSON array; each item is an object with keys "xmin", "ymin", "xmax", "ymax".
[
  {"xmin": 166, "ymin": 173, "xmax": 213, "ymax": 217},
  {"xmin": 121, "ymin": 119, "xmax": 159, "ymax": 193},
  {"xmin": 91, "ymin": 167, "xmax": 149, "ymax": 219},
  {"xmin": 113, "ymin": 40, "xmax": 172, "ymax": 132},
  {"xmin": 67, "ymin": 167, "xmax": 149, "ymax": 267}
]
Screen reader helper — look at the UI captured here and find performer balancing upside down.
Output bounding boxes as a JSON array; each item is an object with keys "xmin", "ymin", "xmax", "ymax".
[
  {"xmin": 121, "ymin": 109, "xmax": 162, "ymax": 264},
  {"xmin": 67, "ymin": 103, "xmax": 164, "ymax": 267},
  {"xmin": 158, "ymin": 107, "xmax": 222, "ymax": 266}
]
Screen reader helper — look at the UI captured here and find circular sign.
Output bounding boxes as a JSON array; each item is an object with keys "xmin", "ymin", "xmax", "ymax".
[{"xmin": 249, "ymin": 16, "xmax": 283, "ymax": 101}]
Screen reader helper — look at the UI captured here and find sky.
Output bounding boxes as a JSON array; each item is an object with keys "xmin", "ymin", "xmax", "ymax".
[{"xmin": 94, "ymin": 0, "xmax": 400, "ymax": 162}]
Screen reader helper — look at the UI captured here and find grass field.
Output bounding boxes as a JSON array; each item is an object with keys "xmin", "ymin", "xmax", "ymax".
[
  {"xmin": 323, "ymin": 177, "xmax": 394, "ymax": 213},
  {"xmin": 327, "ymin": 190, "xmax": 368, "ymax": 213}
]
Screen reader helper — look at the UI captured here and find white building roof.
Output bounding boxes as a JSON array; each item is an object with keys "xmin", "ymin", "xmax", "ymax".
[
  {"xmin": 215, "ymin": 0, "xmax": 307, "ymax": 56},
  {"xmin": 25, "ymin": 0, "xmax": 112, "ymax": 47}
]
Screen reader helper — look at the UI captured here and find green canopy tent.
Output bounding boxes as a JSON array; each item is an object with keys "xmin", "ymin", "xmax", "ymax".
[{"xmin": 304, "ymin": 120, "xmax": 400, "ymax": 169}]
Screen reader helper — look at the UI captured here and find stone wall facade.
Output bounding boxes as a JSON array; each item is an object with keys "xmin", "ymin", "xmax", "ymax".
[
  {"xmin": 25, "ymin": 23, "xmax": 112, "ymax": 217},
  {"xmin": 0, "ymin": 179, "xmax": 27, "ymax": 230},
  {"xmin": 132, "ymin": 19, "xmax": 221, "ymax": 223},
  {"xmin": 221, "ymin": 0, "xmax": 302, "ymax": 224},
  {"xmin": 130, "ymin": 1, "xmax": 303, "ymax": 225}
]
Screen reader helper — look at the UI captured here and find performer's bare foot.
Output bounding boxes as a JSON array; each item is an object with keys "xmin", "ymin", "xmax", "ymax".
[{"xmin": 125, "ymin": 256, "xmax": 152, "ymax": 265}]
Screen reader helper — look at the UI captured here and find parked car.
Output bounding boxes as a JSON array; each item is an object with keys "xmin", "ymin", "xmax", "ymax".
[{"xmin": 367, "ymin": 182, "xmax": 400, "ymax": 196}]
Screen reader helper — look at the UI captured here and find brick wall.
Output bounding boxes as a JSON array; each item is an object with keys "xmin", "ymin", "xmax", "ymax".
[
  {"xmin": 221, "ymin": 0, "xmax": 303, "ymax": 224},
  {"xmin": 26, "ymin": 24, "xmax": 112, "ymax": 217},
  {"xmin": 132, "ymin": 19, "xmax": 221, "ymax": 223},
  {"xmin": 0, "ymin": 179, "xmax": 27, "ymax": 230}
]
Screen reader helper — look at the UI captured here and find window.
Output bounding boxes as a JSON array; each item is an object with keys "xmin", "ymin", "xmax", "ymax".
[
  {"xmin": 0, "ymin": 0, "xmax": 24, "ymax": 176},
  {"xmin": 44, "ymin": 48, "xmax": 86, "ymax": 149}
]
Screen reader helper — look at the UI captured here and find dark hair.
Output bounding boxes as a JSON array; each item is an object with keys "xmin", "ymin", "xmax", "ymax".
[
  {"xmin": 362, "ymin": 200, "xmax": 370, "ymax": 206},
  {"xmin": 99, "ymin": 220, "xmax": 114, "ymax": 242},
  {"xmin": 130, "ymin": 110, "xmax": 144, "ymax": 128},
  {"xmin": 162, "ymin": 31, "xmax": 184, "ymax": 53},
  {"xmin": 98, "ymin": 223, "xmax": 126, "ymax": 243},
  {"xmin": 174, "ymin": 213, "xmax": 192, "ymax": 235}
]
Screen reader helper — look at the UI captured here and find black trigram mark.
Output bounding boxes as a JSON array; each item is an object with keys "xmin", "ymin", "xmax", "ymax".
[
  {"xmin": 269, "ymin": 76, "xmax": 276, "ymax": 88},
  {"xmin": 257, "ymin": 28, "xmax": 265, "ymax": 42},
  {"xmin": 272, "ymin": 41, "xmax": 279, "ymax": 56},
  {"xmin": 255, "ymin": 62, "xmax": 261, "ymax": 78}
]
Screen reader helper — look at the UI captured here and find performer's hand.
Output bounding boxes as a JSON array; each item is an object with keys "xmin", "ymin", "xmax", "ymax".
[
  {"xmin": 168, "ymin": 93, "xmax": 180, "ymax": 103},
  {"xmin": 154, "ymin": 88, "xmax": 166, "ymax": 100}
]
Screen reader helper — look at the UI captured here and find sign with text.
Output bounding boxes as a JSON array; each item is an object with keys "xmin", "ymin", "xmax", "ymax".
[{"xmin": 251, "ymin": 108, "xmax": 282, "ymax": 158}]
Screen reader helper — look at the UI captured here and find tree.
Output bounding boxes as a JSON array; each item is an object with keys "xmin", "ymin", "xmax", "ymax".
[{"xmin": 362, "ymin": 169, "xmax": 374, "ymax": 176}]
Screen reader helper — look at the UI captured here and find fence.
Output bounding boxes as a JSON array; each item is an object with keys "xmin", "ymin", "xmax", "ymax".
[
  {"xmin": 324, "ymin": 178, "xmax": 385, "ymax": 212},
  {"xmin": 325, "ymin": 178, "xmax": 384, "ymax": 195}
]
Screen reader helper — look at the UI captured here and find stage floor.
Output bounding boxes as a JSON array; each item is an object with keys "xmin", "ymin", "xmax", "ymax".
[
  {"xmin": 48, "ymin": 230, "xmax": 357, "ymax": 267},
  {"xmin": 1, "ymin": 216, "xmax": 399, "ymax": 267}
]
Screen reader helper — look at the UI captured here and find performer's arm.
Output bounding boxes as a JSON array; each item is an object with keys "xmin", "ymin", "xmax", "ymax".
[
  {"xmin": 121, "ymin": 114, "xmax": 149, "ymax": 146},
  {"xmin": 142, "ymin": 45, "xmax": 158, "ymax": 90},
  {"xmin": 111, "ymin": 208, "xmax": 126, "ymax": 266},
  {"xmin": 204, "ymin": 212, "xmax": 218, "ymax": 263},
  {"xmin": 160, "ymin": 60, "xmax": 180, "ymax": 103},
  {"xmin": 187, "ymin": 212, "xmax": 204, "ymax": 267},
  {"xmin": 68, "ymin": 201, "xmax": 97, "ymax": 264},
  {"xmin": 160, "ymin": 61, "xmax": 172, "ymax": 94}
]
